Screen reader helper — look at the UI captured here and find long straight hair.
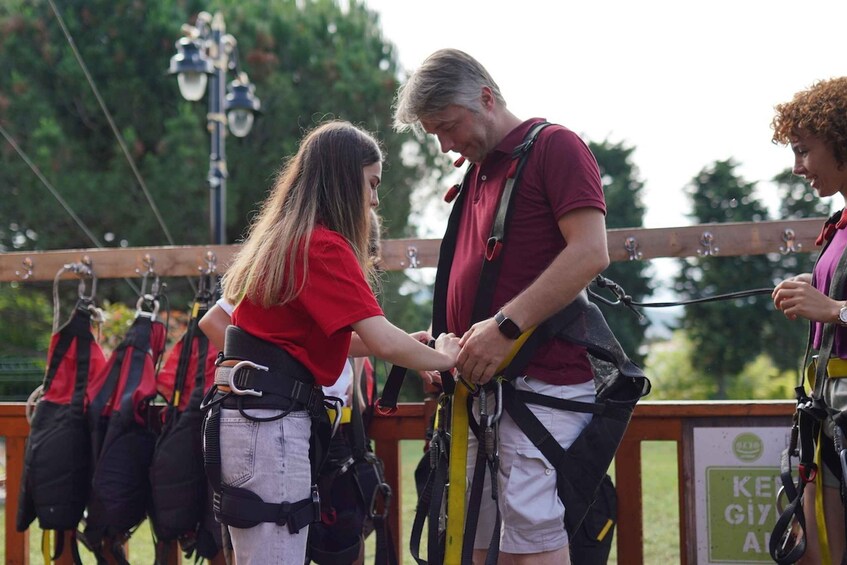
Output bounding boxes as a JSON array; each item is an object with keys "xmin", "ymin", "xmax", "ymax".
[{"xmin": 223, "ymin": 121, "xmax": 383, "ymax": 308}]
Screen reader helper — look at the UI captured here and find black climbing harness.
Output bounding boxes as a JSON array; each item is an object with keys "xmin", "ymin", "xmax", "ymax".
[{"xmin": 200, "ymin": 325, "xmax": 326, "ymax": 535}]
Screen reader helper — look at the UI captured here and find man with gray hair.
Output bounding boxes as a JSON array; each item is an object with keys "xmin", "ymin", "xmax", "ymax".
[{"xmin": 393, "ymin": 48, "xmax": 609, "ymax": 564}]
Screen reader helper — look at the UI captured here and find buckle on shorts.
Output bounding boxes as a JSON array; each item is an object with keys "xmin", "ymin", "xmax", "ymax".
[{"xmin": 229, "ymin": 360, "xmax": 268, "ymax": 397}]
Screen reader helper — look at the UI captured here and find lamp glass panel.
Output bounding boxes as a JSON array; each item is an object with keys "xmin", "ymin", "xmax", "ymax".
[{"xmin": 177, "ymin": 72, "xmax": 207, "ymax": 101}]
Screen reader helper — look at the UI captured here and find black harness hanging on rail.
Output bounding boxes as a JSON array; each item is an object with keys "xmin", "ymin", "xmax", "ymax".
[
  {"xmin": 82, "ymin": 290, "xmax": 168, "ymax": 565},
  {"xmin": 381, "ymin": 121, "xmax": 651, "ymax": 564},
  {"xmin": 150, "ymin": 276, "xmax": 221, "ymax": 563},
  {"xmin": 17, "ymin": 298, "xmax": 107, "ymax": 564}
]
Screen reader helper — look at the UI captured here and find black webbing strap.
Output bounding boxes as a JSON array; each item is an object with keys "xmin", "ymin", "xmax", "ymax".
[
  {"xmin": 471, "ymin": 121, "xmax": 551, "ymax": 325},
  {"xmin": 462, "ymin": 391, "xmax": 501, "ymax": 565},
  {"xmin": 351, "ymin": 360, "xmax": 398, "ymax": 565},
  {"xmin": 409, "ymin": 401, "xmax": 450, "ymax": 565},
  {"xmin": 217, "ymin": 484, "xmax": 319, "ymax": 533},
  {"xmin": 163, "ymin": 302, "xmax": 207, "ymax": 423}
]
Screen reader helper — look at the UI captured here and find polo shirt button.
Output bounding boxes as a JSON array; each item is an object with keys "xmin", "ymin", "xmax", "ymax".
[{"xmin": 480, "ymin": 175, "xmax": 487, "ymax": 181}]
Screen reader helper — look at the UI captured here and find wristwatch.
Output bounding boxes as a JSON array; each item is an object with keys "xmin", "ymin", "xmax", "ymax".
[
  {"xmin": 494, "ymin": 310, "xmax": 522, "ymax": 340},
  {"xmin": 838, "ymin": 304, "xmax": 847, "ymax": 326}
]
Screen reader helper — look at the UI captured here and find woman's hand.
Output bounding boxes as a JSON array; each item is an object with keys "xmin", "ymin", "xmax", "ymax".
[{"xmin": 773, "ymin": 278, "xmax": 840, "ymax": 323}]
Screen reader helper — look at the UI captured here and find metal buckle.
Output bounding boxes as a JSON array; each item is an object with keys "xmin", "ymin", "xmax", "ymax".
[{"xmin": 228, "ymin": 360, "xmax": 268, "ymax": 397}]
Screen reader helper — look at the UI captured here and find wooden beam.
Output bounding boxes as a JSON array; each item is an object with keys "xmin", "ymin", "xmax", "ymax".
[{"xmin": 0, "ymin": 218, "xmax": 824, "ymax": 283}]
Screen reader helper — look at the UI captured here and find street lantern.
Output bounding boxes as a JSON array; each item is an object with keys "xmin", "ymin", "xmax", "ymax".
[
  {"xmin": 225, "ymin": 74, "xmax": 262, "ymax": 138},
  {"xmin": 168, "ymin": 37, "xmax": 213, "ymax": 101},
  {"xmin": 168, "ymin": 11, "xmax": 261, "ymax": 245}
]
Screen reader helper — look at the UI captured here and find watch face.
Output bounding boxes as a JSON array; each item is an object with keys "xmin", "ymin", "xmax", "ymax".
[
  {"xmin": 497, "ymin": 315, "xmax": 521, "ymax": 339},
  {"xmin": 840, "ymin": 308, "xmax": 847, "ymax": 325}
]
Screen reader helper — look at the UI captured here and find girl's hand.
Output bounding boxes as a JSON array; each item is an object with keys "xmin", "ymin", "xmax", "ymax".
[
  {"xmin": 409, "ymin": 330, "xmax": 434, "ymax": 344},
  {"xmin": 434, "ymin": 332, "xmax": 461, "ymax": 366}
]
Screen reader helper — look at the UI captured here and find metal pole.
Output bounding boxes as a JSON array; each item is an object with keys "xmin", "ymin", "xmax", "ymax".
[{"xmin": 207, "ymin": 12, "xmax": 228, "ymax": 245}]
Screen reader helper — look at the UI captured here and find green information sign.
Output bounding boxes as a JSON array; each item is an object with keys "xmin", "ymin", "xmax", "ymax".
[
  {"xmin": 693, "ymin": 427, "xmax": 789, "ymax": 564},
  {"xmin": 705, "ymin": 467, "xmax": 779, "ymax": 562}
]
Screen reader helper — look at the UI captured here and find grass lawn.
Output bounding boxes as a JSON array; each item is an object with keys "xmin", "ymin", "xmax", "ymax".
[{"xmin": 4, "ymin": 441, "xmax": 680, "ymax": 563}]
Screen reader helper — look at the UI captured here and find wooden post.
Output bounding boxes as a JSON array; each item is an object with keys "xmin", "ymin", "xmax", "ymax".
[{"xmin": 6, "ymin": 435, "xmax": 29, "ymax": 565}]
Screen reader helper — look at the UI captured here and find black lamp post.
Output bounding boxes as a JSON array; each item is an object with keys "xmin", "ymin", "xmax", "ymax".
[{"xmin": 168, "ymin": 11, "xmax": 260, "ymax": 245}]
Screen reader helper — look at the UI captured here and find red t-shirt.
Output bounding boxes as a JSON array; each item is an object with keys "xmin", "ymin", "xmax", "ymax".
[
  {"xmin": 446, "ymin": 119, "xmax": 606, "ymax": 385},
  {"xmin": 232, "ymin": 225, "xmax": 384, "ymax": 386}
]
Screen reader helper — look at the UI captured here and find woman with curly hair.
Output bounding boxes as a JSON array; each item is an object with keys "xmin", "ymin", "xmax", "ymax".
[{"xmin": 772, "ymin": 77, "xmax": 847, "ymax": 564}]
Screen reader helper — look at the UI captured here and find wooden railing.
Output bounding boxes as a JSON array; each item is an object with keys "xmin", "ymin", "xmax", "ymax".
[
  {"xmin": 1, "ymin": 400, "xmax": 796, "ymax": 564},
  {"xmin": 0, "ymin": 218, "xmax": 821, "ymax": 562}
]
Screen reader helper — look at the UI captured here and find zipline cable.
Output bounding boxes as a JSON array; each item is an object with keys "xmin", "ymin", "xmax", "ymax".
[
  {"xmin": 589, "ymin": 274, "xmax": 774, "ymax": 320},
  {"xmin": 0, "ymin": 123, "xmax": 103, "ymax": 250},
  {"xmin": 0, "ymin": 123, "xmax": 141, "ymax": 295},
  {"xmin": 46, "ymin": 0, "xmax": 177, "ymax": 247}
]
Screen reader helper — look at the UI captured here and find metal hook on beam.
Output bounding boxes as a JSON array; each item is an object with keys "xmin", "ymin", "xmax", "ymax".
[
  {"xmin": 405, "ymin": 246, "xmax": 420, "ymax": 269},
  {"xmin": 779, "ymin": 228, "xmax": 802, "ymax": 255},
  {"xmin": 624, "ymin": 236, "xmax": 643, "ymax": 261},
  {"xmin": 697, "ymin": 231, "xmax": 719, "ymax": 257},
  {"xmin": 15, "ymin": 257, "xmax": 34, "ymax": 280}
]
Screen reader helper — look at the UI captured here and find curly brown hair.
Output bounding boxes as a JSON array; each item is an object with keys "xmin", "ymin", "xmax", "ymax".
[{"xmin": 772, "ymin": 77, "xmax": 847, "ymax": 165}]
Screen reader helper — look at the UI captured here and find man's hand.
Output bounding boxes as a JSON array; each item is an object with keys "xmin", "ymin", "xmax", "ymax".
[{"xmin": 457, "ymin": 317, "xmax": 513, "ymax": 385}]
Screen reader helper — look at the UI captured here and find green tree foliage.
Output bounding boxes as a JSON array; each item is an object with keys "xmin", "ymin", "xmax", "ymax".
[
  {"xmin": 0, "ymin": 284, "xmax": 51, "ymax": 356},
  {"xmin": 0, "ymin": 0, "xmax": 443, "ymax": 364},
  {"xmin": 588, "ymin": 139, "xmax": 652, "ymax": 365},
  {"xmin": 644, "ymin": 330, "xmax": 794, "ymax": 401},
  {"xmin": 674, "ymin": 159, "xmax": 773, "ymax": 399}
]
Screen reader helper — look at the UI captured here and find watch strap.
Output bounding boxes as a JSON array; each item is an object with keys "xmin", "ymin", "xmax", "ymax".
[{"xmin": 494, "ymin": 310, "xmax": 522, "ymax": 339}]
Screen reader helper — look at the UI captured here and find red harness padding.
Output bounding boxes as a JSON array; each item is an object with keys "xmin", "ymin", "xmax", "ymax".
[
  {"xmin": 83, "ymin": 312, "xmax": 167, "ymax": 558},
  {"xmin": 156, "ymin": 316, "xmax": 218, "ymax": 413},
  {"xmin": 17, "ymin": 302, "xmax": 107, "ymax": 535}
]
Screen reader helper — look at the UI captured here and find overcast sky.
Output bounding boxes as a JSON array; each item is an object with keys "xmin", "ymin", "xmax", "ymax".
[{"xmin": 364, "ymin": 0, "xmax": 847, "ymax": 229}]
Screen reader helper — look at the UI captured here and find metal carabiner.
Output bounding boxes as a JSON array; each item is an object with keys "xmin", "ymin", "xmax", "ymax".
[
  {"xmin": 482, "ymin": 380, "xmax": 503, "ymax": 429},
  {"xmin": 228, "ymin": 360, "xmax": 268, "ymax": 397},
  {"xmin": 78, "ymin": 273, "xmax": 97, "ymax": 302},
  {"xmin": 135, "ymin": 294, "xmax": 160, "ymax": 319}
]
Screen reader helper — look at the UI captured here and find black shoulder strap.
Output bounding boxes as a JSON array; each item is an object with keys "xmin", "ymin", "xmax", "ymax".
[
  {"xmin": 378, "ymin": 123, "xmax": 552, "ymax": 418},
  {"xmin": 432, "ymin": 121, "xmax": 551, "ymax": 335}
]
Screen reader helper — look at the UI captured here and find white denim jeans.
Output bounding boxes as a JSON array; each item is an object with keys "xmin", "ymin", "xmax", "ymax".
[{"xmin": 219, "ymin": 408, "xmax": 312, "ymax": 564}]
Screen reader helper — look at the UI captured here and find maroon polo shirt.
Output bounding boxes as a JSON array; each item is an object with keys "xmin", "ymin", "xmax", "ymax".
[{"xmin": 446, "ymin": 118, "xmax": 606, "ymax": 385}]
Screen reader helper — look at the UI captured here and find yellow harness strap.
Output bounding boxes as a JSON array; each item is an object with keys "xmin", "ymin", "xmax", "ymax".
[
  {"xmin": 325, "ymin": 405, "xmax": 352, "ymax": 425},
  {"xmin": 42, "ymin": 530, "xmax": 52, "ymax": 564},
  {"xmin": 807, "ymin": 357, "xmax": 847, "ymax": 389},
  {"xmin": 814, "ymin": 429, "xmax": 833, "ymax": 565},
  {"xmin": 444, "ymin": 326, "xmax": 537, "ymax": 563}
]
